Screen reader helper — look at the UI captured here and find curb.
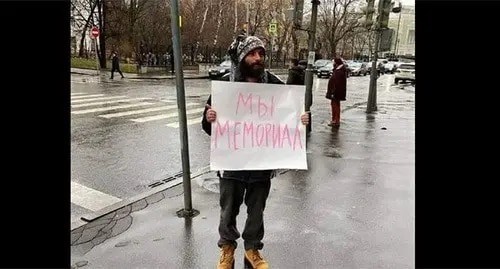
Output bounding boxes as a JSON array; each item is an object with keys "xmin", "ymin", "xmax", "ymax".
[
  {"xmin": 70, "ymin": 71, "xmax": 209, "ymax": 80},
  {"xmin": 71, "ymin": 166, "xmax": 212, "ymax": 231}
]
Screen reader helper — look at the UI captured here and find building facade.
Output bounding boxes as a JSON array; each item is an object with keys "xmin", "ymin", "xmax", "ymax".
[{"xmin": 388, "ymin": 5, "xmax": 415, "ymax": 57}]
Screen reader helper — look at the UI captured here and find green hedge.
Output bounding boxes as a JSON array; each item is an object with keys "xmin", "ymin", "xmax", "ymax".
[{"xmin": 71, "ymin": 57, "xmax": 137, "ymax": 73}]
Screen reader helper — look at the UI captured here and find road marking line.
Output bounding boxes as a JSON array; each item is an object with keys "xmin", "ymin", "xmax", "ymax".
[
  {"xmin": 71, "ymin": 92, "xmax": 87, "ymax": 96},
  {"xmin": 131, "ymin": 107, "xmax": 204, "ymax": 123},
  {"xmin": 71, "ymin": 102, "xmax": 154, "ymax": 114},
  {"xmin": 71, "ymin": 98, "xmax": 149, "ymax": 108},
  {"xmin": 71, "ymin": 181, "xmax": 122, "ymax": 212},
  {"xmin": 166, "ymin": 117, "xmax": 201, "ymax": 128},
  {"xmin": 71, "ymin": 96, "xmax": 126, "ymax": 104},
  {"xmin": 99, "ymin": 103, "xmax": 198, "ymax": 118},
  {"xmin": 99, "ymin": 105, "xmax": 176, "ymax": 118},
  {"xmin": 71, "ymin": 94, "xmax": 106, "ymax": 100}
]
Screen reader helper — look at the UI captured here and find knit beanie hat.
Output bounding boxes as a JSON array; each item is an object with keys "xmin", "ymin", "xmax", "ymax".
[{"xmin": 236, "ymin": 36, "xmax": 266, "ymax": 63}]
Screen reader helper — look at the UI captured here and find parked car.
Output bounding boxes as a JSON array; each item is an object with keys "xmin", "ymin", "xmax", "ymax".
[
  {"xmin": 208, "ymin": 60, "xmax": 232, "ymax": 80},
  {"xmin": 317, "ymin": 62, "xmax": 334, "ymax": 78},
  {"xmin": 383, "ymin": 62, "xmax": 396, "ymax": 74},
  {"xmin": 365, "ymin": 61, "xmax": 378, "ymax": 74},
  {"xmin": 313, "ymin": 59, "xmax": 331, "ymax": 73},
  {"xmin": 394, "ymin": 63, "xmax": 415, "ymax": 84},
  {"xmin": 347, "ymin": 62, "xmax": 368, "ymax": 76}
]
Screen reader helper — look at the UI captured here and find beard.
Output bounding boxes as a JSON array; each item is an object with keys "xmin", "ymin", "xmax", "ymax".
[{"xmin": 239, "ymin": 60, "xmax": 265, "ymax": 79}]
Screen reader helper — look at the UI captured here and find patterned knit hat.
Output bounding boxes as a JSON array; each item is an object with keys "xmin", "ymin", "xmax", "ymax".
[{"xmin": 237, "ymin": 36, "xmax": 266, "ymax": 63}]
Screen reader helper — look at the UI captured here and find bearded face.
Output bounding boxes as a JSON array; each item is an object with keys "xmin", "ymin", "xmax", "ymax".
[{"xmin": 239, "ymin": 48, "xmax": 265, "ymax": 79}]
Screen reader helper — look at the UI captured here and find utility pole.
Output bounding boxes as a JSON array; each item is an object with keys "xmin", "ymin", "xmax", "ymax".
[
  {"xmin": 170, "ymin": 0, "xmax": 199, "ymax": 218},
  {"xmin": 304, "ymin": 0, "xmax": 320, "ymax": 134},
  {"xmin": 366, "ymin": 0, "xmax": 399, "ymax": 113},
  {"xmin": 394, "ymin": 7, "xmax": 402, "ymax": 56},
  {"xmin": 366, "ymin": 28, "xmax": 381, "ymax": 113}
]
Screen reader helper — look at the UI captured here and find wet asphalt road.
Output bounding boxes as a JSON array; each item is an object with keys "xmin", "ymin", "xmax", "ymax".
[
  {"xmin": 70, "ymin": 72, "xmax": 415, "ymax": 268},
  {"xmin": 71, "ymin": 72, "xmax": 414, "ymax": 223}
]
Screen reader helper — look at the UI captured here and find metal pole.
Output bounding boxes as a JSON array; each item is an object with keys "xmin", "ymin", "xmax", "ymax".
[
  {"xmin": 367, "ymin": 0, "xmax": 385, "ymax": 114},
  {"xmin": 94, "ymin": 38, "xmax": 99, "ymax": 76},
  {"xmin": 394, "ymin": 9, "xmax": 402, "ymax": 56},
  {"xmin": 269, "ymin": 37, "xmax": 273, "ymax": 68},
  {"xmin": 367, "ymin": 29, "xmax": 380, "ymax": 113},
  {"xmin": 304, "ymin": 0, "xmax": 320, "ymax": 134},
  {"xmin": 170, "ymin": 0, "xmax": 198, "ymax": 218}
]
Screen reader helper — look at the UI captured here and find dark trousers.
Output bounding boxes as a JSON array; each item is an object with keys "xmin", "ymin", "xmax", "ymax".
[
  {"xmin": 111, "ymin": 67, "xmax": 124, "ymax": 79},
  {"xmin": 217, "ymin": 178, "xmax": 271, "ymax": 251}
]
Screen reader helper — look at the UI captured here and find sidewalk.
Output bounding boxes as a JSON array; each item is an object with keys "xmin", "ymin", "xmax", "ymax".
[
  {"xmin": 71, "ymin": 67, "xmax": 289, "ymax": 80},
  {"xmin": 71, "ymin": 67, "xmax": 209, "ymax": 80},
  {"xmin": 70, "ymin": 84, "xmax": 415, "ymax": 268}
]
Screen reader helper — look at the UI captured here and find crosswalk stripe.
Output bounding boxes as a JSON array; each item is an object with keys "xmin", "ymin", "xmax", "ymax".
[
  {"xmin": 71, "ymin": 96, "xmax": 126, "ymax": 104},
  {"xmin": 71, "ymin": 102, "xmax": 154, "ymax": 114},
  {"xmin": 71, "ymin": 94, "xmax": 106, "ymax": 100},
  {"xmin": 71, "ymin": 181, "xmax": 122, "ymax": 212},
  {"xmin": 98, "ymin": 102, "xmax": 199, "ymax": 118},
  {"xmin": 131, "ymin": 107, "xmax": 205, "ymax": 123},
  {"xmin": 71, "ymin": 98, "xmax": 150, "ymax": 108},
  {"xmin": 71, "ymin": 92, "xmax": 87, "ymax": 96},
  {"xmin": 100, "ymin": 105, "xmax": 173, "ymax": 118},
  {"xmin": 166, "ymin": 118, "xmax": 201, "ymax": 128}
]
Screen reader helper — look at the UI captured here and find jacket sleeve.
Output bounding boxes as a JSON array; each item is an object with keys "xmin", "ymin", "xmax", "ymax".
[
  {"xmin": 201, "ymin": 95, "xmax": 212, "ymax": 135},
  {"xmin": 286, "ymin": 70, "xmax": 295, "ymax": 84},
  {"xmin": 326, "ymin": 74, "xmax": 334, "ymax": 97}
]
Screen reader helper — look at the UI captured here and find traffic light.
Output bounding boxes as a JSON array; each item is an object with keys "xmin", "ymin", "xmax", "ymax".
[
  {"xmin": 392, "ymin": 0, "xmax": 402, "ymax": 13},
  {"xmin": 358, "ymin": 0, "xmax": 376, "ymax": 29},
  {"xmin": 377, "ymin": 0, "xmax": 393, "ymax": 29}
]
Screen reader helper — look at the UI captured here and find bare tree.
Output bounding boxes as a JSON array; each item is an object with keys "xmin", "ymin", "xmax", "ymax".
[
  {"xmin": 317, "ymin": 0, "xmax": 362, "ymax": 58},
  {"xmin": 212, "ymin": 0, "xmax": 225, "ymax": 52},
  {"xmin": 71, "ymin": 0, "xmax": 98, "ymax": 58}
]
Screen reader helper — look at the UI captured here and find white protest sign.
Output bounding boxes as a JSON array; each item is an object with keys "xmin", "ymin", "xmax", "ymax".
[{"xmin": 210, "ymin": 81, "xmax": 307, "ymax": 170}]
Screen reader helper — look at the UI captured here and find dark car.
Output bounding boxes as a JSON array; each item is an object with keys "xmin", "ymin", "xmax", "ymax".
[
  {"xmin": 317, "ymin": 62, "xmax": 334, "ymax": 78},
  {"xmin": 347, "ymin": 62, "xmax": 368, "ymax": 76},
  {"xmin": 208, "ymin": 60, "xmax": 232, "ymax": 80}
]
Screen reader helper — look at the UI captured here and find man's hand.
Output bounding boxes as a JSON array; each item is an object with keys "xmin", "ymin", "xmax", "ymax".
[
  {"xmin": 206, "ymin": 104, "xmax": 217, "ymax": 122},
  {"xmin": 301, "ymin": 112, "xmax": 310, "ymax": 125}
]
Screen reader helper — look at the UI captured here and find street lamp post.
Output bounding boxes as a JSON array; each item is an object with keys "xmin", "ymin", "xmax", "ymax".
[
  {"xmin": 304, "ymin": 0, "xmax": 320, "ymax": 135},
  {"xmin": 394, "ymin": 8, "xmax": 402, "ymax": 56}
]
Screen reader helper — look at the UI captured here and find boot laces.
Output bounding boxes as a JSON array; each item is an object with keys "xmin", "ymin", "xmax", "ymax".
[
  {"xmin": 219, "ymin": 246, "xmax": 233, "ymax": 263},
  {"xmin": 248, "ymin": 249, "xmax": 264, "ymax": 262}
]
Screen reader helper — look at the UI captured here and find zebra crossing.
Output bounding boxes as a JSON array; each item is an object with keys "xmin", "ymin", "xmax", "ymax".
[{"xmin": 71, "ymin": 92, "xmax": 204, "ymax": 127}]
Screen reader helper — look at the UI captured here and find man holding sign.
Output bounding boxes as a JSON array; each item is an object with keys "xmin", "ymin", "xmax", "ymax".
[{"xmin": 201, "ymin": 35, "xmax": 309, "ymax": 269}]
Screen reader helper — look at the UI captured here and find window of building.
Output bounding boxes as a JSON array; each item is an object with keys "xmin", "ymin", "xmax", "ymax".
[{"xmin": 407, "ymin": 29, "xmax": 415, "ymax": 44}]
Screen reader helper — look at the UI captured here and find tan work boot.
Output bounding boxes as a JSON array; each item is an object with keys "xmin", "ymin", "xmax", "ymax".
[
  {"xmin": 217, "ymin": 244, "xmax": 235, "ymax": 269},
  {"xmin": 244, "ymin": 249, "xmax": 269, "ymax": 269}
]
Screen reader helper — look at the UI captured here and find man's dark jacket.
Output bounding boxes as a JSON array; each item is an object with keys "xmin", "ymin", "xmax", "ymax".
[
  {"xmin": 286, "ymin": 66, "xmax": 305, "ymax": 85},
  {"xmin": 112, "ymin": 56, "xmax": 120, "ymax": 69},
  {"xmin": 201, "ymin": 71, "xmax": 284, "ymax": 182}
]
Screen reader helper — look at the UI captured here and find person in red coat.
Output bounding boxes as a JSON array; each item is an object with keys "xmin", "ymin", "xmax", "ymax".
[{"xmin": 325, "ymin": 57, "xmax": 347, "ymax": 127}]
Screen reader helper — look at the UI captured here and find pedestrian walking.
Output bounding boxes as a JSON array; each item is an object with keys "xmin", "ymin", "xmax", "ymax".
[
  {"xmin": 286, "ymin": 58, "xmax": 305, "ymax": 85},
  {"xmin": 202, "ymin": 35, "xmax": 310, "ymax": 269},
  {"xmin": 325, "ymin": 57, "xmax": 348, "ymax": 127},
  {"xmin": 169, "ymin": 47, "xmax": 175, "ymax": 74},
  {"xmin": 110, "ymin": 51, "xmax": 124, "ymax": 79}
]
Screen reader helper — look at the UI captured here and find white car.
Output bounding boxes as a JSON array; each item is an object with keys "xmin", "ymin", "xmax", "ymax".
[{"xmin": 394, "ymin": 62, "xmax": 415, "ymax": 84}]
